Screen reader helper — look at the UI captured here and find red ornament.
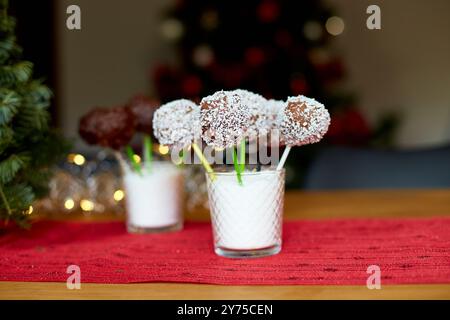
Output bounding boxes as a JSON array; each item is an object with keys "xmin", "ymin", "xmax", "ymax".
[
  {"xmin": 182, "ymin": 75, "xmax": 202, "ymax": 96},
  {"xmin": 315, "ymin": 59, "xmax": 346, "ymax": 84},
  {"xmin": 245, "ymin": 47, "xmax": 265, "ymax": 67},
  {"xmin": 211, "ymin": 64, "xmax": 246, "ymax": 87},
  {"xmin": 153, "ymin": 64, "xmax": 183, "ymax": 100},
  {"xmin": 257, "ymin": 0, "xmax": 280, "ymax": 23},
  {"xmin": 275, "ymin": 30, "xmax": 293, "ymax": 48},
  {"xmin": 327, "ymin": 108, "xmax": 372, "ymax": 146},
  {"xmin": 290, "ymin": 77, "xmax": 309, "ymax": 95}
]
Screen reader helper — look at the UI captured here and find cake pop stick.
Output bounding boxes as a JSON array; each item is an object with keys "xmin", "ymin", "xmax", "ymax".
[
  {"xmin": 277, "ymin": 95, "xmax": 330, "ymax": 170},
  {"xmin": 231, "ymin": 139, "xmax": 246, "ymax": 185},
  {"xmin": 191, "ymin": 142, "xmax": 215, "ymax": 179},
  {"xmin": 276, "ymin": 146, "xmax": 291, "ymax": 171},
  {"xmin": 125, "ymin": 145, "xmax": 142, "ymax": 174},
  {"xmin": 143, "ymin": 135, "xmax": 153, "ymax": 172}
]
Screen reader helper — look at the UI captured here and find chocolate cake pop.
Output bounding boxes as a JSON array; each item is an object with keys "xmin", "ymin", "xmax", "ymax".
[
  {"xmin": 153, "ymin": 99, "xmax": 200, "ymax": 149},
  {"xmin": 79, "ymin": 106, "xmax": 136, "ymax": 150},
  {"xmin": 200, "ymin": 90, "xmax": 251, "ymax": 148},
  {"xmin": 279, "ymin": 95, "xmax": 330, "ymax": 146},
  {"xmin": 126, "ymin": 94, "xmax": 159, "ymax": 135}
]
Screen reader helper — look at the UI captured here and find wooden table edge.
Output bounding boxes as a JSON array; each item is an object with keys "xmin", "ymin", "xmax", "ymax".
[{"xmin": 1, "ymin": 282, "xmax": 449, "ymax": 300}]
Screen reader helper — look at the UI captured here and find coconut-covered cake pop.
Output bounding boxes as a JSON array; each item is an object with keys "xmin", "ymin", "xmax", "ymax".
[
  {"xmin": 79, "ymin": 106, "xmax": 136, "ymax": 150},
  {"xmin": 153, "ymin": 99, "xmax": 200, "ymax": 149},
  {"xmin": 231, "ymin": 89, "xmax": 268, "ymax": 138},
  {"xmin": 279, "ymin": 95, "xmax": 330, "ymax": 146},
  {"xmin": 200, "ymin": 90, "xmax": 251, "ymax": 148},
  {"xmin": 265, "ymin": 99, "xmax": 285, "ymax": 131}
]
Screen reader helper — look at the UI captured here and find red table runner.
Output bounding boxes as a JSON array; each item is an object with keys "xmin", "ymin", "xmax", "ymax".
[{"xmin": 0, "ymin": 218, "xmax": 449, "ymax": 285}]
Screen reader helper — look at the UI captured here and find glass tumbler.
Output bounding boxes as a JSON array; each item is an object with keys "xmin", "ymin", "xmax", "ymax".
[
  {"xmin": 123, "ymin": 161, "xmax": 184, "ymax": 233},
  {"xmin": 205, "ymin": 168, "xmax": 285, "ymax": 258}
]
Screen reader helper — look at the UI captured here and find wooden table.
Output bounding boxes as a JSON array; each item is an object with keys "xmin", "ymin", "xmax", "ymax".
[{"xmin": 1, "ymin": 189, "xmax": 450, "ymax": 300}]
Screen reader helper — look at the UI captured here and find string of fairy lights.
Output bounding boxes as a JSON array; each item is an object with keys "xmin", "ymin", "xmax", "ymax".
[{"xmin": 49, "ymin": 144, "xmax": 171, "ymax": 214}]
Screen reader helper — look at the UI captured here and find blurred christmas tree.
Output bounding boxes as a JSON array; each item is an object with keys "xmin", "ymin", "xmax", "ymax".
[
  {"xmin": 0, "ymin": 0, "xmax": 69, "ymax": 226},
  {"xmin": 153, "ymin": 0, "xmax": 399, "ymax": 187}
]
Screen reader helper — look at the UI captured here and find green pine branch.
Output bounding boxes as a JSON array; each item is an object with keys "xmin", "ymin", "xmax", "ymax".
[
  {"xmin": 0, "ymin": 88, "xmax": 20, "ymax": 124},
  {"xmin": 0, "ymin": 154, "xmax": 29, "ymax": 184},
  {"xmin": 0, "ymin": 35, "xmax": 15, "ymax": 63},
  {"xmin": 0, "ymin": 0, "xmax": 69, "ymax": 226},
  {"xmin": 0, "ymin": 61, "xmax": 33, "ymax": 87}
]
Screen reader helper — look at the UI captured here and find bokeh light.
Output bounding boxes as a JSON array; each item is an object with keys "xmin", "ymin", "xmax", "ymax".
[
  {"xmin": 159, "ymin": 145, "xmax": 170, "ymax": 155},
  {"xmin": 113, "ymin": 189, "xmax": 125, "ymax": 202},
  {"xmin": 64, "ymin": 198, "xmax": 75, "ymax": 210},
  {"xmin": 325, "ymin": 16, "xmax": 345, "ymax": 36},
  {"xmin": 80, "ymin": 199, "xmax": 94, "ymax": 212}
]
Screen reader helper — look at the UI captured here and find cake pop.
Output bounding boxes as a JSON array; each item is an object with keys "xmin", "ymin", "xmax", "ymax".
[
  {"xmin": 277, "ymin": 95, "xmax": 330, "ymax": 170},
  {"xmin": 200, "ymin": 90, "xmax": 251, "ymax": 149},
  {"xmin": 280, "ymin": 95, "xmax": 330, "ymax": 146},
  {"xmin": 231, "ymin": 89, "xmax": 268, "ymax": 138},
  {"xmin": 265, "ymin": 99, "xmax": 286, "ymax": 131},
  {"xmin": 152, "ymin": 99, "xmax": 200, "ymax": 149},
  {"xmin": 79, "ymin": 106, "xmax": 136, "ymax": 150},
  {"xmin": 154, "ymin": 99, "xmax": 216, "ymax": 179},
  {"xmin": 126, "ymin": 95, "xmax": 159, "ymax": 135},
  {"xmin": 262, "ymin": 99, "xmax": 286, "ymax": 147}
]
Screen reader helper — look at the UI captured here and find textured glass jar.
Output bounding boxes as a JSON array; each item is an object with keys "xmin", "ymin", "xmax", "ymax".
[
  {"xmin": 205, "ymin": 168, "xmax": 285, "ymax": 258},
  {"xmin": 123, "ymin": 162, "xmax": 184, "ymax": 233}
]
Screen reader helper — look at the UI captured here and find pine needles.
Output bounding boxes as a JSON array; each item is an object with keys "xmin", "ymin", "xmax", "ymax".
[{"xmin": 0, "ymin": 0, "xmax": 69, "ymax": 226}]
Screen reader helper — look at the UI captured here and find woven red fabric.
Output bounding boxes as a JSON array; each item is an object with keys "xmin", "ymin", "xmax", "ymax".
[{"xmin": 0, "ymin": 218, "xmax": 449, "ymax": 285}]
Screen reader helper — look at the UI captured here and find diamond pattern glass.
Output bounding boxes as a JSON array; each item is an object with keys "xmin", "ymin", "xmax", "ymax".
[{"xmin": 206, "ymin": 168, "xmax": 285, "ymax": 258}]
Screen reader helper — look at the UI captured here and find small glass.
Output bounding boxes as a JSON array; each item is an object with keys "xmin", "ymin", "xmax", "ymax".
[
  {"xmin": 205, "ymin": 167, "xmax": 285, "ymax": 258},
  {"xmin": 123, "ymin": 161, "xmax": 184, "ymax": 233}
]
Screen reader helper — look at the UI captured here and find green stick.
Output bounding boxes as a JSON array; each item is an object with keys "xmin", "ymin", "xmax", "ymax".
[
  {"xmin": 177, "ymin": 149, "xmax": 185, "ymax": 168},
  {"xmin": 143, "ymin": 135, "xmax": 152, "ymax": 172},
  {"xmin": 125, "ymin": 145, "xmax": 142, "ymax": 175},
  {"xmin": 239, "ymin": 139, "xmax": 246, "ymax": 173},
  {"xmin": 232, "ymin": 147, "xmax": 243, "ymax": 186}
]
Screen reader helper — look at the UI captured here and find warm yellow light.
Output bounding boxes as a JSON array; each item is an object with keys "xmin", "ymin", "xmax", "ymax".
[
  {"xmin": 159, "ymin": 145, "xmax": 170, "ymax": 155},
  {"xmin": 133, "ymin": 154, "xmax": 141, "ymax": 163},
  {"xmin": 64, "ymin": 198, "xmax": 75, "ymax": 210},
  {"xmin": 73, "ymin": 154, "xmax": 86, "ymax": 166},
  {"xmin": 25, "ymin": 205, "xmax": 33, "ymax": 215},
  {"xmin": 80, "ymin": 199, "xmax": 94, "ymax": 211},
  {"xmin": 113, "ymin": 189, "xmax": 125, "ymax": 202},
  {"xmin": 67, "ymin": 153, "xmax": 75, "ymax": 162},
  {"xmin": 326, "ymin": 16, "xmax": 345, "ymax": 36}
]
